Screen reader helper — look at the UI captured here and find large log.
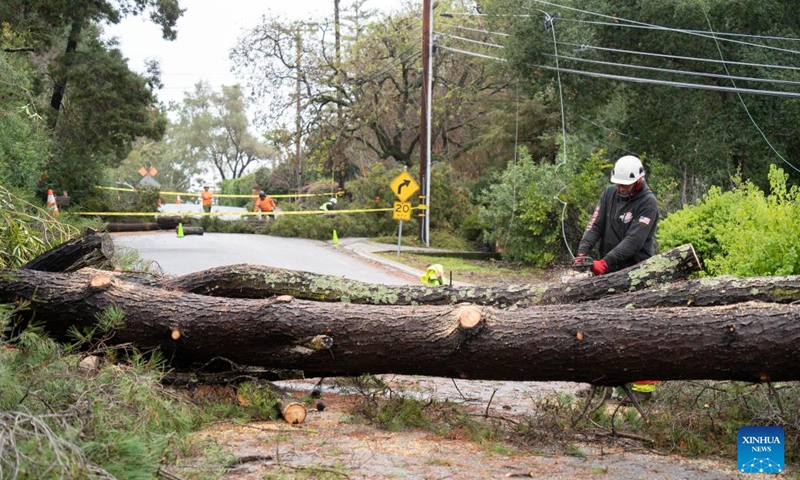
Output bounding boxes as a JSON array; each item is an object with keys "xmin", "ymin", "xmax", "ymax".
[
  {"xmin": 1, "ymin": 268, "xmax": 797, "ymax": 384},
  {"xmin": 593, "ymin": 275, "xmax": 800, "ymax": 308},
  {"xmin": 22, "ymin": 230, "xmax": 114, "ymax": 272},
  {"xmin": 161, "ymin": 244, "xmax": 702, "ymax": 307}
]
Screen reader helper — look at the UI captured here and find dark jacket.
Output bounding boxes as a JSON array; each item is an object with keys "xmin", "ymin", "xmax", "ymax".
[{"xmin": 577, "ymin": 179, "xmax": 659, "ymax": 272}]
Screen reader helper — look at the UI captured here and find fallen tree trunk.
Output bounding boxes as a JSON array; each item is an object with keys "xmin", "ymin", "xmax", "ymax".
[
  {"xmin": 1, "ymin": 268, "xmax": 797, "ymax": 384},
  {"xmin": 160, "ymin": 244, "xmax": 702, "ymax": 307},
  {"xmin": 106, "ymin": 222, "xmax": 163, "ymax": 233},
  {"xmin": 592, "ymin": 275, "xmax": 800, "ymax": 308},
  {"xmin": 22, "ymin": 230, "xmax": 114, "ymax": 272}
]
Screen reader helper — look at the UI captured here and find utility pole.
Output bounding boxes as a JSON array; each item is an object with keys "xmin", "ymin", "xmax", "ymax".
[
  {"xmin": 419, "ymin": 0, "xmax": 433, "ymax": 246},
  {"xmin": 334, "ymin": 0, "xmax": 345, "ymax": 191},
  {"xmin": 295, "ymin": 28, "xmax": 303, "ymax": 195}
]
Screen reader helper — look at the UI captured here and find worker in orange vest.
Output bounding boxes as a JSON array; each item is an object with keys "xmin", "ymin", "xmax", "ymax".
[
  {"xmin": 201, "ymin": 186, "xmax": 214, "ymax": 214},
  {"xmin": 253, "ymin": 191, "xmax": 276, "ymax": 219}
]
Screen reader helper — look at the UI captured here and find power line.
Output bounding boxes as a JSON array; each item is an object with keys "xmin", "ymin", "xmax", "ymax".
[
  {"xmin": 436, "ymin": 44, "xmax": 800, "ymax": 98},
  {"xmin": 527, "ymin": 0, "xmax": 800, "ymax": 56},
  {"xmin": 437, "ymin": 45, "xmax": 505, "ymax": 61},
  {"xmin": 434, "ymin": 31, "xmax": 504, "ymax": 49},
  {"xmin": 546, "ymin": 53, "xmax": 800, "ymax": 87},
  {"xmin": 561, "ymin": 18, "xmax": 800, "ymax": 43},
  {"xmin": 437, "ymin": 22, "xmax": 509, "ymax": 37},
  {"xmin": 539, "ymin": 64, "xmax": 800, "ymax": 98},
  {"xmin": 703, "ymin": 11, "xmax": 800, "ymax": 174},
  {"xmin": 561, "ymin": 42, "xmax": 800, "ymax": 73},
  {"xmin": 437, "ymin": 14, "xmax": 800, "ymax": 74}
]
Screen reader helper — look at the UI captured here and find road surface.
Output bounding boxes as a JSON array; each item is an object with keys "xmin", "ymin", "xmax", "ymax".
[{"xmin": 112, "ymin": 232, "xmax": 419, "ymax": 285}]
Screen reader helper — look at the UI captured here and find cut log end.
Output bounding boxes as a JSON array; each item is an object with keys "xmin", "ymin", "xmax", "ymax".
[
  {"xmin": 89, "ymin": 275, "xmax": 112, "ymax": 290},
  {"xmin": 457, "ymin": 306, "xmax": 483, "ymax": 329},
  {"xmin": 280, "ymin": 402, "xmax": 307, "ymax": 424}
]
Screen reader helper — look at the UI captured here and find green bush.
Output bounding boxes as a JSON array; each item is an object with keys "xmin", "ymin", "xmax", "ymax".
[
  {"xmin": 477, "ymin": 148, "xmax": 606, "ymax": 266},
  {"xmin": 658, "ymin": 165, "xmax": 800, "ymax": 276},
  {"xmin": 0, "ymin": 186, "xmax": 78, "ymax": 268},
  {"xmin": 0, "ymin": 309, "xmax": 203, "ymax": 479},
  {"xmin": 0, "ymin": 52, "xmax": 53, "ymax": 194}
]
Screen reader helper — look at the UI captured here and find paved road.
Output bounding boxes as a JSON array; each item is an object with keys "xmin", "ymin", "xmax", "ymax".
[{"xmin": 112, "ymin": 232, "xmax": 419, "ymax": 285}]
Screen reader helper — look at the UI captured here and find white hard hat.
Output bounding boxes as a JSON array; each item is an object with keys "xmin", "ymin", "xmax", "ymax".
[
  {"xmin": 330, "ymin": 197, "xmax": 337, "ymax": 204},
  {"xmin": 610, "ymin": 155, "xmax": 645, "ymax": 185}
]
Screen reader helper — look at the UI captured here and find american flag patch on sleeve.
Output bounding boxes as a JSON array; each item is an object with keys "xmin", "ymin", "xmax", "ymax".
[{"xmin": 639, "ymin": 216, "xmax": 651, "ymax": 225}]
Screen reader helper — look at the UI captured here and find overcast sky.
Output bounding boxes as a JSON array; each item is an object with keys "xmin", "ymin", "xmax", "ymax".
[{"xmin": 104, "ymin": 0, "xmax": 400, "ymax": 106}]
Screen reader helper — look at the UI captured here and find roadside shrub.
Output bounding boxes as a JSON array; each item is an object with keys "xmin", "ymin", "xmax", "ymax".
[
  {"xmin": 477, "ymin": 149, "xmax": 576, "ymax": 266},
  {"xmin": 220, "ymin": 172, "xmax": 259, "ymax": 208},
  {"xmin": 658, "ymin": 165, "xmax": 800, "ymax": 276}
]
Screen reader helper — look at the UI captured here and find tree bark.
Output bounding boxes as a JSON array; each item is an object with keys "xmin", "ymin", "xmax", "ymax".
[
  {"xmin": 591, "ymin": 275, "xmax": 800, "ymax": 308},
  {"xmin": 161, "ymin": 244, "xmax": 702, "ymax": 307},
  {"xmin": 22, "ymin": 230, "xmax": 114, "ymax": 272},
  {"xmin": 1, "ymin": 268, "xmax": 798, "ymax": 384}
]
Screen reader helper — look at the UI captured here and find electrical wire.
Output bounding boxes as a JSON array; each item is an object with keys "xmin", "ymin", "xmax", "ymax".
[
  {"xmin": 541, "ymin": 12, "xmax": 575, "ymax": 260},
  {"xmin": 561, "ymin": 42, "xmax": 800, "ymax": 73},
  {"xmin": 434, "ymin": 31, "xmax": 504, "ymax": 49},
  {"xmin": 546, "ymin": 53, "xmax": 800, "ymax": 87},
  {"xmin": 703, "ymin": 11, "xmax": 800, "ymax": 174},
  {"xmin": 560, "ymin": 17, "xmax": 800, "ymax": 43},
  {"xmin": 357, "ymin": 38, "xmax": 423, "ymax": 84},
  {"xmin": 527, "ymin": 0, "xmax": 800, "ymax": 56},
  {"xmin": 436, "ymin": 44, "xmax": 800, "ymax": 98},
  {"xmin": 437, "ymin": 23, "xmax": 510, "ymax": 37}
]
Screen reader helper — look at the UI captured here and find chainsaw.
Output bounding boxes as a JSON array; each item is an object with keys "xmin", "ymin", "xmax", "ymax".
[{"xmin": 571, "ymin": 255, "xmax": 594, "ymax": 275}]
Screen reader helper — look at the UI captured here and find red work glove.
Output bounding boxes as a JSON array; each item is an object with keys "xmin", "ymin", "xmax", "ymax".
[
  {"xmin": 571, "ymin": 253, "xmax": 586, "ymax": 267},
  {"xmin": 591, "ymin": 259, "xmax": 608, "ymax": 276}
]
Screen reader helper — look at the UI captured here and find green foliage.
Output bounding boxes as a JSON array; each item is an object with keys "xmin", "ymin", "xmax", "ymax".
[
  {"xmin": 0, "ymin": 52, "xmax": 52, "ymax": 193},
  {"xmin": 428, "ymin": 163, "xmax": 472, "ymax": 233},
  {"xmin": 344, "ymin": 163, "xmax": 402, "ymax": 237},
  {"xmin": 0, "ymin": 319, "xmax": 202, "ymax": 479},
  {"xmin": 0, "ymin": 186, "xmax": 78, "ymax": 269},
  {"xmin": 658, "ymin": 165, "xmax": 800, "ymax": 276},
  {"xmin": 169, "ymin": 83, "xmax": 273, "ymax": 183},
  {"xmin": 221, "ymin": 172, "xmax": 259, "ymax": 208},
  {"xmin": 477, "ymin": 148, "xmax": 604, "ymax": 266},
  {"xmin": 497, "ymin": 0, "xmax": 800, "ymax": 195}
]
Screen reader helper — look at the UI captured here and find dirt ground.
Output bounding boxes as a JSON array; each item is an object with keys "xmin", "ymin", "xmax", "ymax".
[{"xmin": 194, "ymin": 376, "xmax": 753, "ymax": 480}]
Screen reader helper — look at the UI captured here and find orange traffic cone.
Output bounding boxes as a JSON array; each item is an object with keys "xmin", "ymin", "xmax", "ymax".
[
  {"xmin": 46, "ymin": 189, "xmax": 59, "ymax": 216},
  {"xmin": 176, "ymin": 195, "xmax": 182, "ymax": 205}
]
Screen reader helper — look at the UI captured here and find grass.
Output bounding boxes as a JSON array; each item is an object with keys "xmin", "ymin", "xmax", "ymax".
[
  {"xmin": 515, "ymin": 380, "xmax": 800, "ymax": 468},
  {"xmin": 375, "ymin": 251, "xmax": 554, "ymax": 286}
]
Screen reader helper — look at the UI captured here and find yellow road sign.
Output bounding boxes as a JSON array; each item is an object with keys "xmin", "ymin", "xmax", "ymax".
[
  {"xmin": 393, "ymin": 201, "xmax": 412, "ymax": 221},
  {"xmin": 390, "ymin": 171, "xmax": 420, "ymax": 202}
]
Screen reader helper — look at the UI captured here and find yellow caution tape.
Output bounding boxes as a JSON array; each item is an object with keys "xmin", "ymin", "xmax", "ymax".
[
  {"xmin": 95, "ymin": 185, "xmax": 339, "ymax": 199},
  {"xmin": 73, "ymin": 207, "xmax": 423, "ymax": 217}
]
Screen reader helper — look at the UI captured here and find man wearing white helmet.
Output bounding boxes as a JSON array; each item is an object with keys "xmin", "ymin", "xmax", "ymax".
[
  {"xmin": 573, "ymin": 155, "xmax": 661, "ymax": 402},
  {"xmin": 573, "ymin": 155, "xmax": 659, "ymax": 276}
]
